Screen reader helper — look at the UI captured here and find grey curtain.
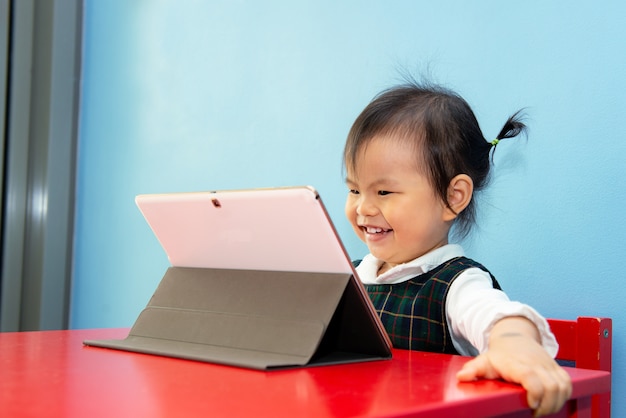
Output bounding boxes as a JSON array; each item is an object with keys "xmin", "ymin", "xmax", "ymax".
[{"xmin": 0, "ymin": 0, "xmax": 82, "ymax": 331}]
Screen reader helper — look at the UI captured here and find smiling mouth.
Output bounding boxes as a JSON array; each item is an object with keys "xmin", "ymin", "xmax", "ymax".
[{"xmin": 362, "ymin": 226, "xmax": 392, "ymax": 235}]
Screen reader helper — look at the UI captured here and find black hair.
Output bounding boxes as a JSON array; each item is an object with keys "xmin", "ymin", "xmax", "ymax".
[{"xmin": 343, "ymin": 81, "xmax": 526, "ymax": 239}]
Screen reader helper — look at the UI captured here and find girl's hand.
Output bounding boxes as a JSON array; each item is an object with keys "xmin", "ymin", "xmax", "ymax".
[{"xmin": 456, "ymin": 317, "xmax": 572, "ymax": 417}]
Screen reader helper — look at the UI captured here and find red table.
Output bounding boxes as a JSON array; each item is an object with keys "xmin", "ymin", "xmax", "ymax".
[{"xmin": 0, "ymin": 328, "xmax": 610, "ymax": 417}]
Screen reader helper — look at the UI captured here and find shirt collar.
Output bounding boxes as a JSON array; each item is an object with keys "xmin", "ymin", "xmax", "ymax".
[{"xmin": 355, "ymin": 244, "xmax": 465, "ymax": 284}]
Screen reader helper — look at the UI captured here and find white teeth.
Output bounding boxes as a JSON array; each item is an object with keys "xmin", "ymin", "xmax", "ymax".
[{"xmin": 366, "ymin": 227, "xmax": 385, "ymax": 233}]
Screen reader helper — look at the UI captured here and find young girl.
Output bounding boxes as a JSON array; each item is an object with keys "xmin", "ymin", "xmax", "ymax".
[{"xmin": 343, "ymin": 81, "xmax": 572, "ymax": 417}]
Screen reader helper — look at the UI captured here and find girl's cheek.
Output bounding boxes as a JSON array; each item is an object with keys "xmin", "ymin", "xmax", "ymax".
[
  {"xmin": 345, "ymin": 195, "xmax": 357, "ymax": 214},
  {"xmin": 344, "ymin": 198, "xmax": 352, "ymax": 217}
]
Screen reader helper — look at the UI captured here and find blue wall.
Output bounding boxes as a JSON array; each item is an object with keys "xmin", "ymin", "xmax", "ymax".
[{"xmin": 73, "ymin": 1, "xmax": 625, "ymax": 413}]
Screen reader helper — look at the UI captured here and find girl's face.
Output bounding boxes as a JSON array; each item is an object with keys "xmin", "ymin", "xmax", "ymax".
[{"xmin": 345, "ymin": 136, "xmax": 454, "ymax": 272}]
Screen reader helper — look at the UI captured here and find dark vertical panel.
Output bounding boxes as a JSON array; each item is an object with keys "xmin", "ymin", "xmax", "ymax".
[
  {"xmin": 0, "ymin": 0, "xmax": 33, "ymax": 332},
  {"xmin": 0, "ymin": 0, "xmax": 8, "ymax": 223},
  {"xmin": 0, "ymin": 0, "xmax": 9, "ymax": 326},
  {"xmin": 39, "ymin": 0, "xmax": 82, "ymax": 329}
]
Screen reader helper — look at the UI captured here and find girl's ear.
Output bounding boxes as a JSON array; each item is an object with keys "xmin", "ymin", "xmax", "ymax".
[{"xmin": 442, "ymin": 174, "xmax": 473, "ymax": 222}]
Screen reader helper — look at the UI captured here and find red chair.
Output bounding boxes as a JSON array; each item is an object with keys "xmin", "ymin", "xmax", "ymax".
[{"xmin": 547, "ymin": 316, "xmax": 612, "ymax": 418}]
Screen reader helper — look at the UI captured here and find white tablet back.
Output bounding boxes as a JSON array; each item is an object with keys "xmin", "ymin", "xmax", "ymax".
[{"xmin": 135, "ymin": 186, "xmax": 354, "ymax": 274}]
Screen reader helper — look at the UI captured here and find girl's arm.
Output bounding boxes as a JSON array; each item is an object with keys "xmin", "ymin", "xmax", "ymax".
[
  {"xmin": 446, "ymin": 267, "xmax": 558, "ymax": 356},
  {"xmin": 456, "ymin": 316, "xmax": 572, "ymax": 417}
]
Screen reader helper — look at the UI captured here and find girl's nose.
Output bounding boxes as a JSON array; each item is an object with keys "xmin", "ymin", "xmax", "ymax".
[{"xmin": 356, "ymin": 195, "xmax": 378, "ymax": 217}]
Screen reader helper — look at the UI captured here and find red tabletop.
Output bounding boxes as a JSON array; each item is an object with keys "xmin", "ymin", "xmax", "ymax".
[{"xmin": 0, "ymin": 328, "xmax": 610, "ymax": 418}]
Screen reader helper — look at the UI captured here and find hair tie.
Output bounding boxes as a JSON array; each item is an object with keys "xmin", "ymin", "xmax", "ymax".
[{"xmin": 490, "ymin": 138, "xmax": 500, "ymax": 147}]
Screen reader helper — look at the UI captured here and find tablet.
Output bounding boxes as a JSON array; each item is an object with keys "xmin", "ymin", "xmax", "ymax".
[{"xmin": 86, "ymin": 186, "xmax": 392, "ymax": 369}]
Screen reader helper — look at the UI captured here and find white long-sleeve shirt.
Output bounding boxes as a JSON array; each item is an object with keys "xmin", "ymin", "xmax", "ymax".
[{"xmin": 355, "ymin": 244, "xmax": 558, "ymax": 357}]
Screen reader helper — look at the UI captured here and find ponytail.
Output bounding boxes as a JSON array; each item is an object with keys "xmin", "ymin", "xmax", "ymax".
[{"xmin": 490, "ymin": 110, "xmax": 527, "ymax": 160}]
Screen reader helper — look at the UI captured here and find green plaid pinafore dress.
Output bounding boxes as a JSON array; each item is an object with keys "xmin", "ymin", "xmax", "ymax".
[{"xmin": 362, "ymin": 256, "xmax": 501, "ymax": 354}]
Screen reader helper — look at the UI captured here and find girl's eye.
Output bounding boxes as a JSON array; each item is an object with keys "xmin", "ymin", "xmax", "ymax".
[
  {"xmin": 348, "ymin": 189, "xmax": 360, "ymax": 195},
  {"xmin": 378, "ymin": 190, "xmax": 392, "ymax": 196}
]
